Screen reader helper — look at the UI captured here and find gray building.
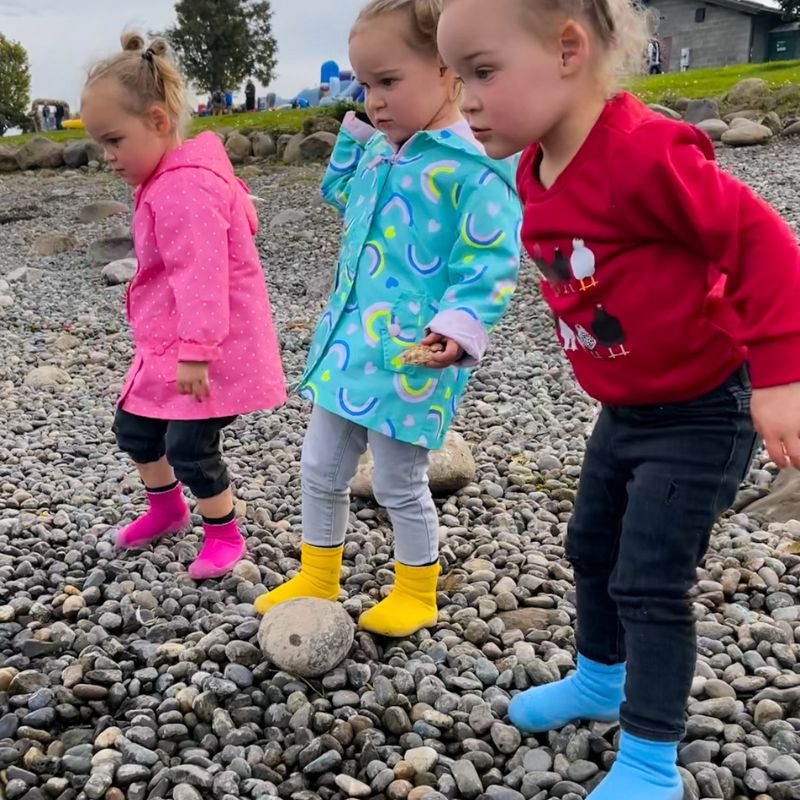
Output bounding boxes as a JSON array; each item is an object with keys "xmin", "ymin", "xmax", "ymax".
[{"xmin": 645, "ymin": 0, "xmax": 784, "ymax": 72}]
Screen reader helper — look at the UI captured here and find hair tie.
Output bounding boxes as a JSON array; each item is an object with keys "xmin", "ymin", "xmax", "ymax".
[{"xmin": 142, "ymin": 48, "xmax": 155, "ymax": 64}]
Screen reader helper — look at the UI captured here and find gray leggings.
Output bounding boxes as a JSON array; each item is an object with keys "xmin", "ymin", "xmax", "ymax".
[{"xmin": 301, "ymin": 405, "xmax": 439, "ymax": 565}]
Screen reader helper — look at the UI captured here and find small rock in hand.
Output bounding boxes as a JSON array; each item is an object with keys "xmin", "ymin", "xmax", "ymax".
[{"xmin": 400, "ymin": 343, "xmax": 444, "ymax": 366}]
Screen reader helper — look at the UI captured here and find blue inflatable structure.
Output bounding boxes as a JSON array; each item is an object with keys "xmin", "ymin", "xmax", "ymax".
[{"xmin": 273, "ymin": 60, "xmax": 365, "ymax": 110}]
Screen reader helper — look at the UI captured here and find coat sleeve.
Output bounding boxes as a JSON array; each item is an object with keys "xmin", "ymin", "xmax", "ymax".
[
  {"xmin": 427, "ymin": 167, "xmax": 522, "ymax": 366},
  {"xmin": 611, "ymin": 120, "xmax": 800, "ymax": 389},
  {"xmin": 148, "ymin": 170, "xmax": 232, "ymax": 363},
  {"xmin": 320, "ymin": 111, "xmax": 375, "ymax": 215}
]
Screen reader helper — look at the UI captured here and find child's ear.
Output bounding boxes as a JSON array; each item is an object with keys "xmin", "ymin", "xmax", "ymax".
[
  {"xmin": 150, "ymin": 105, "xmax": 172, "ymax": 136},
  {"xmin": 558, "ymin": 19, "xmax": 590, "ymax": 74}
]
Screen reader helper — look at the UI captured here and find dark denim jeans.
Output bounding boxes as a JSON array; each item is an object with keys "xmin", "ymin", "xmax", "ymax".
[
  {"xmin": 113, "ymin": 408, "xmax": 237, "ymax": 499},
  {"xmin": 567, "ymin": 366, "xmax": 757, "ymax": 741}
]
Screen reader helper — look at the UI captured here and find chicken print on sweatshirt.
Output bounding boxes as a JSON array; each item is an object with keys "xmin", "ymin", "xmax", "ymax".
[{"xmin": 534, "ymin": 238, "xmax": 629, "ymax": 361}]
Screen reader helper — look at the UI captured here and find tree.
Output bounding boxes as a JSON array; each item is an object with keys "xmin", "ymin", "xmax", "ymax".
[
  {"xmin": 0, "ymin": 33, "xmax": 31, "ymax": 136},
  {"xmin": 780, "ymin": 0, "xmax": 800, "ymax": 20},
  {"xmin": 163, "ymin": 0, "xmax": 278, "ymax": 94}
]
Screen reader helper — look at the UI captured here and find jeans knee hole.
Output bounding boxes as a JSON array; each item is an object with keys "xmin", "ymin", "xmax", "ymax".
[{"xmin": 666, "ymin": 480, "xmax": 678, "ymax": 505}]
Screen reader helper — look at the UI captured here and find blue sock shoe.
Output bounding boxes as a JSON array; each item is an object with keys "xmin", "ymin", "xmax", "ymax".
[
  {"xmin": 508, "ymin": 654, "xmax": 625, "ymax": 732},
  {"xmin": 588, "ymin": 732, "xmax": 683, "ymax": 800}
]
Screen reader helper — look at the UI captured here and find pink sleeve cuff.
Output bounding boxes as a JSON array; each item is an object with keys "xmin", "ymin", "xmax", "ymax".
[
  {"xmin": 342, "ymin": 111, "xmax": 376, "ymax": 143},
  {"xmin": 427, "ymin": 309, "xmax": 489, "ymax": 368},
  {"xmin": 178, "ymin": 342, "xmax": 222, "ymax": 363},
  {"xmin": 747, "ymin": 333, "xmax": 800, "ymax": 388}
]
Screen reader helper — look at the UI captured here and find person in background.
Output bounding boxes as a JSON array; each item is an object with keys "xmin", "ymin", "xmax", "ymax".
[
  {"xmin": 647, "ymin": 37, "xmax": 662, "ymax": 74},
  {"xmin": 211, "ymin": 89, "xmax": 225, "ymax": 116},
  {"xmin": 245, "ymin": 80, "xmax": 256, "ymax": 111}
]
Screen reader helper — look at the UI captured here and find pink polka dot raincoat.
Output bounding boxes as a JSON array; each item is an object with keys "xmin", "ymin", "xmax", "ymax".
[{"xmin": 120, "ymin": 132, "xmax": 286, "ymax": 420}]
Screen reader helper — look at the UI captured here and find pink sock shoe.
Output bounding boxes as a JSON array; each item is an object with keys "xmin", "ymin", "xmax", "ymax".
[
  {"xmin": 116, "ymin": 483, "xmax": 192, "ymax": 549},
  {"xmin": 188, "ymin": 518, "xmax": 246, "ymax": 580}
]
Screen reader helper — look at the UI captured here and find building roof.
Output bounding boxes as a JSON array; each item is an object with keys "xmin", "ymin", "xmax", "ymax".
[
  {"xmin": 770, "ymin": 21, "xmax": 800, "ymax": 31},
  {"xmin": 706, "ymin": 0, "xmax": 783, "ymax": 14}
]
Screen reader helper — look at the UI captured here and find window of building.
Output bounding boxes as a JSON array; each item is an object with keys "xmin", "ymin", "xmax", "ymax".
[{"xmin": 695, "ymin": 7, "xmax": 706, "ymax": 22}]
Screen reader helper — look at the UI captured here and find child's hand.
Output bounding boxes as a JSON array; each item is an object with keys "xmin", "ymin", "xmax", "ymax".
[
  {"xmin": 177, "ymin": 361, "xmax": 210, "ymax": 401},
  {"xmin": 751, "ymin": 382, "xmax": 800, "ymax": 469},
  {"xmin": 420, "ymin": 333, "xmax": 464, "ymax": 369}
]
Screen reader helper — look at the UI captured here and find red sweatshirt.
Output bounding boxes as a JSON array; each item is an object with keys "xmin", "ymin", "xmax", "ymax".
[{"xmin": 517, "ymin": 92, "xmax": 800, "ymax": 405}]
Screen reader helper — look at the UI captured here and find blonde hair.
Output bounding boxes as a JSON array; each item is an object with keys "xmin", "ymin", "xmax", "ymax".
[
  {"xmin": 84, "ymin": 32, "xmax": 189, "ymax": 133},
  {"xmin": 353, "ymin": 0, "xmax": 443, "ymax": 57},
  {"xmin": 522, "ymin": 0, "xmax": 651, "ymax": 89}
]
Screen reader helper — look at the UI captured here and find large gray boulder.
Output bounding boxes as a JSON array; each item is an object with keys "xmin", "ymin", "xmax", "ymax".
[
  {"xmin": 225, "ymin": 133, "xmax": 252, "ymax": 164},
  {"xmin": 695, "ymin": 119, "xmax": 729, "ymax": 142},
  {"xmin": 24, "ymin": 366, "xmax": 71, "ymax": 389},
  {"xmin": 102, "ymin": 258, "xmax": 137, "ymax": 286},
  {"xmin": 31, "ymin": 233, "xmax": 79, "ymax": 257},
  {"xmin": 0, "ymin": 146, "xmax": 19, "ymax": 173},
  {"xmin": 79, "ymin": 200, "xmax": 127, "ymax": 224},
  {"xmin": 63, "ymin": 140, "xmax": 104, "ymax": 168},
  {"xmin": 282, "ymin": 133, "xmax": 306, "ymax": 164},
  {"xmin": 299, "ymin": 132, "xmax": 337, "ymax": 161},
  {"xmin": 88, "ymin": 235, "xmax": 134, "ymax": 267},
  {"xmin": 16, "ymin": 136, "xmax": 65, "ymax": 170},
  {"xmin": 250, "ymin": 132, "xmax": 276, "ymax": 158},
  {"xmin": 352, "ymin": 430, "xmax": 476, "ymax": 498},
  {"xmin": 742, "ymin": 468, "xmax": 800, "ymax": 524},
  {"xmin": 721, "ymin": 122, "xmax": 772, "ymax": 147},
  {"xmin": 684, "ymin": 99, "xmax": 720, "ymax": 125},
  {"xmin": 724, "ymin": 78, "xmax": 771, "ymax": 110}
]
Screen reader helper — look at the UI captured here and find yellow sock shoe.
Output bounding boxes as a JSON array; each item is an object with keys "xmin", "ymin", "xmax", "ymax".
[
  {"xmin": 358, "ymin": 561, "xmax": 440, "ymax": 637},
  {"xmin": 254, "ymin": 543, "xmax": 343, "ymax": 615}
]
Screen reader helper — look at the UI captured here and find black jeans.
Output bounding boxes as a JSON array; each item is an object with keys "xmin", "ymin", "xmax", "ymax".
[
  {"xmin": 567, "ymin": 367, "xmax": 757, "ymax": 741},
  {"xmin": 113, "ymin": 409, "xmax": 237, "ymax": 499}
]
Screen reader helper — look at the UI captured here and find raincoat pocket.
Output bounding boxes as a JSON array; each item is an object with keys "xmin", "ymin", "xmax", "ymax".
[{"xmin": 380, "ymin": 292, "xmax": 441, "ymax": 378}]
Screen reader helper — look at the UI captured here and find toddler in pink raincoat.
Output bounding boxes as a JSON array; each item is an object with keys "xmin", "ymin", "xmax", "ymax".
[{"xmin": 81, "ymin": 33, "xmax": 286, "ymax": 579}]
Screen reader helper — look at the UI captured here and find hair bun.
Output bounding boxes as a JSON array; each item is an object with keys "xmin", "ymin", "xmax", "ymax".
[
  {"xmin": 147, "ymin": 38, "xmax": 169, "ymax": 58},
  {"xmin": 121, "ymin": 31, "xmax": 145, "ymax": 52}
]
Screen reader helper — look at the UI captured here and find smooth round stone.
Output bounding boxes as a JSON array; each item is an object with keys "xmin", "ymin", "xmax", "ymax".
[
  {"xmin": 404, "ymin": 747, "xmax": 438, "ymax": 774},
  {"xmin": 523, "ymin": 749, "xmax": 554, "ymax": 773},
  {"xmin": 258, "ymin": 598, "xmax": 355, "ymax": 678},
  {"xmin": 686, "ymin": 715, "xmax": 725, "ymax": 739},
  {"xmin": 704, "ymin": 679, "xmax": 736, "ymax": 699},
  {"xmin": 566, "ymin": 760, "xmax": 599, "ymax": 782},
  {"xmin": 335, "ymin": 774, "xmax": 372, "ymax": 798},
  {"xmin": 755, "ymin": 699, "xmax": 783, "ymax": 729}
]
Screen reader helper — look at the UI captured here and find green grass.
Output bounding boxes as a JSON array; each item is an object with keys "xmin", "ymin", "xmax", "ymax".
[
  {"xmin": 630, "ymin": 59, "xmax": 800, "ymax": 103},
  {"xmin": 186, "ymin": 107, "xmax": 334, "ymax": 137},
  {"xmin": 1, "ymin": 129, "xmax": 87, "ymax": 147},
  {"xmin": 1, "ymin": 106, "xmax": 332, "ymax": 148}
]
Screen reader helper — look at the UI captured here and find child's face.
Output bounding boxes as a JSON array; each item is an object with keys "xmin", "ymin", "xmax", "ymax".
[
  {"xmin": 350, "ymin": 13, "xmax": 456, "ymax": 146},
  {"xmin": 82, "ymin": 79, "xmax": 175, "ymax": 187},
  {"xmin": 439, "ymin": 0, "xmax": 572, "ymax": 158}
]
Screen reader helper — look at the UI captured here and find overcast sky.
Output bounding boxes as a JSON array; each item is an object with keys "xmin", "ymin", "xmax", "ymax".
[{"xmin": 0, "ymin": 0, "xmax": 364, "ymax": 110}]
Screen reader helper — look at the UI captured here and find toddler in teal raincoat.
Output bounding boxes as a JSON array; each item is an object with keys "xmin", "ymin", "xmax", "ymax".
[{"xmin": 255, "ymin": 0, "xmax": 521, "ymax": 636}]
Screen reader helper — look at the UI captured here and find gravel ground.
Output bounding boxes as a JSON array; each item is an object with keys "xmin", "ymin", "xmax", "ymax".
[{"xmin": 0, "ymin": 142, "xmax": 798, "ymax": 800}]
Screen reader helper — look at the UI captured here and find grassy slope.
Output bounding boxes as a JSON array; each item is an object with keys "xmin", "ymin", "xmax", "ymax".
[
  {"xmin": 1, "ymin": 107, "xmax": 334, "ymax": 148},
  {"xmin": 3, "ymin": 61, "xmax": 800, "ymax": 147},
  {"xmin": 630, "ymin": 59, "xmax": 800, "ymax": 102}
]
